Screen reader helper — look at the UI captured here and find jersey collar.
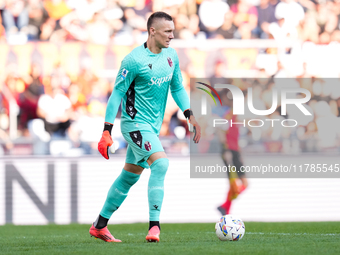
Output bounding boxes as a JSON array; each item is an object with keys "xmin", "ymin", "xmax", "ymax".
[{"xmin": 144, "ymin": 42, "xmax": 163, "ymax": 56}]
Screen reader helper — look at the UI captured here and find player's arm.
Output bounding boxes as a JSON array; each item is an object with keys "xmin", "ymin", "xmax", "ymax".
[
  {"xmin": 98, "ymin": 55, "xmax": 136, "ymax": 159},
  {"xmin": 170, "ymin": 52, "xmax": 201, "ymax": 143}
]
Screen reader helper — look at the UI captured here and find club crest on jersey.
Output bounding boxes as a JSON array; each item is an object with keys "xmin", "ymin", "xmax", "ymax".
[
  {"xmin": 121, "ymin": 69, "xmax": 129, "ymax": 79},
  {"xmin": 144, "ymin": 141, "xmax": 152, "ymax": 151},
  {"xmin": 167, "ymin": 57, "xmax": 173, "ymax": 67}
]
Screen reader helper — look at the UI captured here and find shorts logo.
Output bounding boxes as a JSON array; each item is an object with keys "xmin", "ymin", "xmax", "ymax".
[
  {"xmin": 167, "ymin": 57, "xmax": 173, "ymax": 67},
  {"xmin": 129, "ymin": 131, "xmax": 142, "ymax": 148},
  {"xmin": 121, "ymin": 69, "xmax": 129, "ymax": 79},
  {"xmin": 144, "ymin": 141, "xmax": 152, "ymax": 151}
]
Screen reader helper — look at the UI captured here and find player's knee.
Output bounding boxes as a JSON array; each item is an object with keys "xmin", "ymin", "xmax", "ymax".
[
  {"xmin": 124, "ymin": 163, "xmax": 144, "ymax": 175},
  {"xmin": 121, "ymin": 169, "xmax": 141, "ymax": 187},
  {"xmin": 150, "ymin": 158, "xmax": 169, "ymax": 180},
  {"xmin": 125, "ymin": 175, "xmax": 140, "ymax": 187}
]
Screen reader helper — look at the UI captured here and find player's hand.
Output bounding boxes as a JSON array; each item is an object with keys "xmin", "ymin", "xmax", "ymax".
[
  {"xmin": 188, "ymin": 116, "xmax": 201, "ymax": 143},
  {"xmin": 98, "ymin": 130, "xmax": 113, "ymax": 159}
]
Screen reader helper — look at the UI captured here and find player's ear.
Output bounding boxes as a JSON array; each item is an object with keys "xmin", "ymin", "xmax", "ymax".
[{"xmin": 150, "ymin": 26, "xmax": 156, "ymax": 36}]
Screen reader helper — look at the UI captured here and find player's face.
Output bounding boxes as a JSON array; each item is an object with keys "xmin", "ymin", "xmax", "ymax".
[{"xmin": 153, "ymin": 19, "xmax": 175, "ymax": 48}]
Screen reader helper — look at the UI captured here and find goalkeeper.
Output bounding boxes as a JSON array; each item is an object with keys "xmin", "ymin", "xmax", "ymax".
[{"xmin": 89, "ymin": 11, "xmax": 201, "ymax": 243}]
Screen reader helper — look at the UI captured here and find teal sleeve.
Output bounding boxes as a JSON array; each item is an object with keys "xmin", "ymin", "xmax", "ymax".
[
  {"xmin": 105, "ymin": 53, "xmax": 137, "ymax": 124},
  {"xmin": 115, "ymin": 54, "xmax": 137, "ymax": 94},
  {"xmin": 171, "ymin": 87, "xmax": 190, "ymax": 112},
  {"xmin": 170, "ymin": 50, "xmax": 190, "ymax": 112},
  {"xmin": 104, "ymin": 87, "xmax": 126, "ymax": 125}
]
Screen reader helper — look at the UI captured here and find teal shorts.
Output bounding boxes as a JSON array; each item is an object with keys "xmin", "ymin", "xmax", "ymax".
[{"xmin": 122, "ymin": 130, "xmax": 164, "ymax": 169}]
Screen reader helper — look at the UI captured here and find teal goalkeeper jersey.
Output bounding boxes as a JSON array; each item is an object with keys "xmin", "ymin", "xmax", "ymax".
[{"xmin": 112, "ymin": 43, "xmax": 187, "ymax": 135}]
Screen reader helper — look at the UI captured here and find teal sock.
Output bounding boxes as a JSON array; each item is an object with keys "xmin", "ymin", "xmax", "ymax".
[
  {"xmin": 148, "ymin": 158, "xmax": 169, "ymax": 221},
  {"xmin": 100, "ymin": 169, "xmax": 140, "ymax": 219}
]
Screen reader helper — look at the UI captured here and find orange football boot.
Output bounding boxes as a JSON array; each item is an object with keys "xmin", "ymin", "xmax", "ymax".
[
  {"xmin": 145, "ymin": 226, "xmax": 160, "ymax": 242},
  {"xmin": 89, "ymin": 224, "xmax": 122, "ymax": 242}
]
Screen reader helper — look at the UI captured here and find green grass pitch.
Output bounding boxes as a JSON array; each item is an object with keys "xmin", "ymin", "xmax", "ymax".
[{"xmin": 1, "ymin": 222, "xmax": 340, "ymax": 255}]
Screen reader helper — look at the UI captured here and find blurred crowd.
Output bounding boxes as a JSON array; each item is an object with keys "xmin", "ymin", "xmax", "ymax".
[
  {"xmin": 1, "ymin": 0, "xmax": 340, "ymax": 44},
  {"xmin": 0, "ymin": 61, "xmax": 110, "ymax": 155},
  {"xmin": 0, "ymin": 58, "xmax": 193, "ymax": 156},
  {"xmin": 1, "ymin": 56, "xmax": 340, "ymax": 155},
  {"xmin": 1, "ymin": 0, "xmax": 340, "ymax": 156}
]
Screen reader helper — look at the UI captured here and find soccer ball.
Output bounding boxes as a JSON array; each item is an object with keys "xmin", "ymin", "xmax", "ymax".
[{"xmin": 215, "ymin": 215, "xmax": 245, "ymax": 241}]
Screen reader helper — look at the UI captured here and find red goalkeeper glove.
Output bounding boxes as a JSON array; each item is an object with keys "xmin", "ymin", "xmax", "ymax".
[{"xmin": 98, "ymin": 124, "xmax": 113, "ymax": 159}]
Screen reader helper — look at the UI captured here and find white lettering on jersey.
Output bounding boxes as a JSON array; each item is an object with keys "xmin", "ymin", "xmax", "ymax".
[{"xmin": 148, "ymin": 73, "xmax": 173, "ymax": 86}]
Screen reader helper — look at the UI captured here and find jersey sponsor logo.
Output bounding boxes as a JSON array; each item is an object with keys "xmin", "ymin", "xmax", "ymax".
[
  {"xmin": 144, "ymin": 141, "xmax": 152, "ymax": 151},
  {"xmin": 148, "ymin": 73, "xmax": 173, "ymax": 86},
  {"xmin": 121, "ymin": 69, "xmax": 129, "ymax": 79},
  {"xmin": 167, "ymin": 57, "xmax": 173, "ymax": 67}
]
